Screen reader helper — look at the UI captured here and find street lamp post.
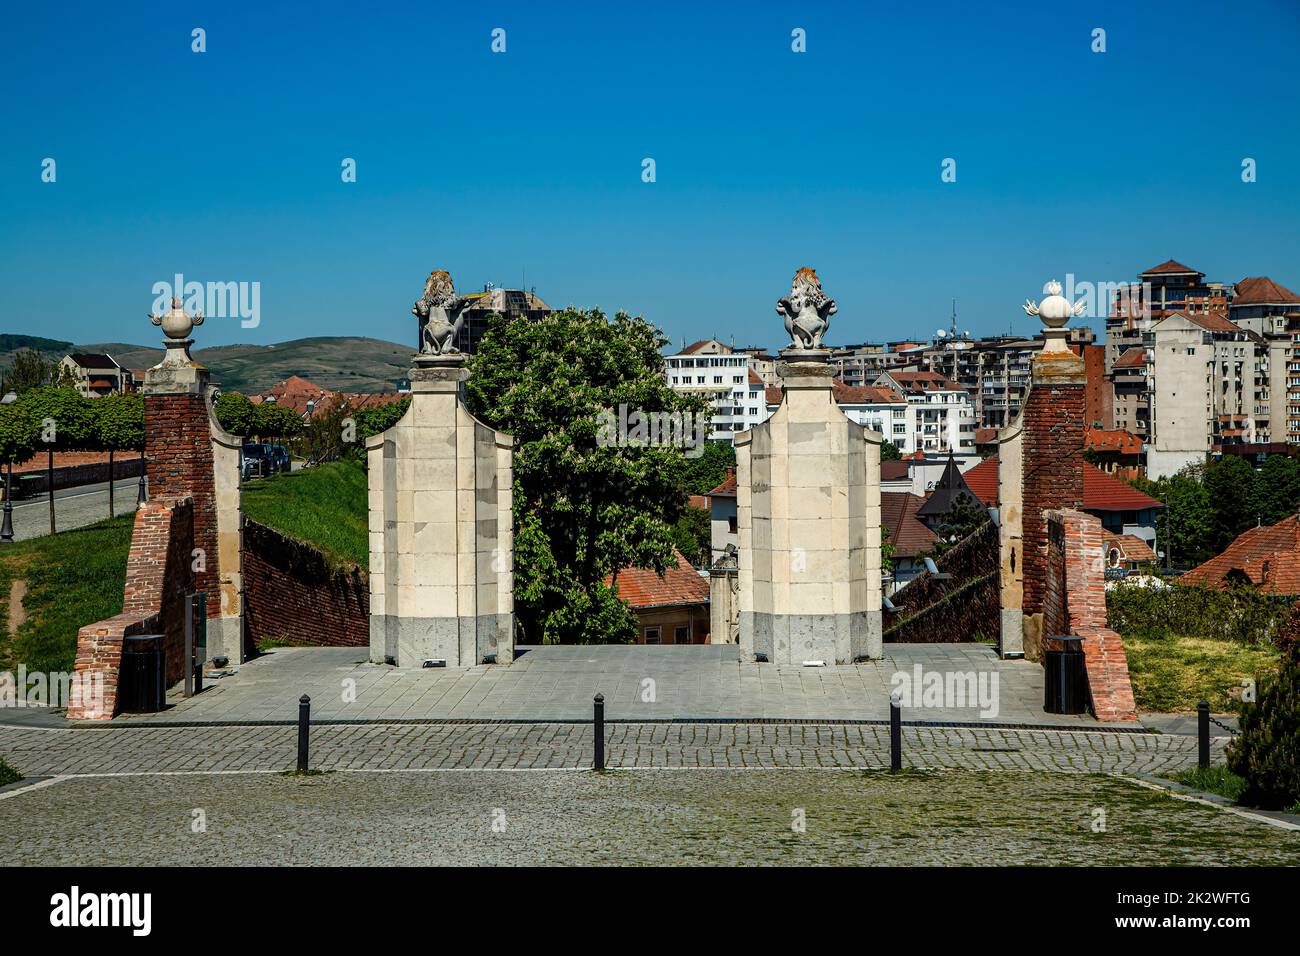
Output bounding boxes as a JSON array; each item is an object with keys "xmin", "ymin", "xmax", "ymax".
[{"xmin": 1, "ymin": 390, "xmax": 17, "ymax": 543}]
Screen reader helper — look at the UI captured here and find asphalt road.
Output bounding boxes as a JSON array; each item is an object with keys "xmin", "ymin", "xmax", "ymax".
[{"xmin": 3, "ymin": 477, "xmax": 145, "ymax": 542}]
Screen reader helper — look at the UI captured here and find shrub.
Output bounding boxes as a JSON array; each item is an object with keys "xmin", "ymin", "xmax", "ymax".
[
  {"xmin": 1106, "ymin": 582, "xmax": 1293, "ymax": 645},
  {"xmin": 0, "ymin": 758, "xmax": 20, "ymax": 787},
  {"xmin": 1226, "ymin": 639, "xmax": 1300, "ymax": 810}
]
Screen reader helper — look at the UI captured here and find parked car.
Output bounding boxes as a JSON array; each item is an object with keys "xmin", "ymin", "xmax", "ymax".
[{"xmin": 241, "ymin": 443, "xmax": 269, "ymax": 481}]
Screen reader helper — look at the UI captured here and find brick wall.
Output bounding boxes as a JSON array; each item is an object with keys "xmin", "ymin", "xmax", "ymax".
[
  {"xmin": 1044, "ymin": 508, "xmax": 1138, "ymax": 722},
  {"xmin": 67, "ymin": 498, "xmax": 195, "ymax": 719},
  {"xmin": 243, "ymin": 520, "xmax": 368, "ymax": 648},
  {"xmin": 146, "ymin": 392, "xmax": 219, "ymax": 619},
  {"xmin": 1021, "ymin": 361, "xmax": 1086, "ymax": 617}
]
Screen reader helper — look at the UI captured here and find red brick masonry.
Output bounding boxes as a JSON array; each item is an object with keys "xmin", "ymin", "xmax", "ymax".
[
  {"xmin": 1021, "ymin": 377, "xmax": 1086, "ymax": 616},
  {"xmin": 243, "ymin": 520, "xmax": 368, "ymax": 648},
  {"xmin": 1044, "ymin": 508, "xmax": 1138, "ymax": 722},
  {"xmin": 67, "ymin": 498, "xmax": 195, "ymax": 719}
]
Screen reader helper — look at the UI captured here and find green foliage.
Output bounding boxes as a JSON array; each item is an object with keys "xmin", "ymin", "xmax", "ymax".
[
  {"xmin": 241, "ymin": 460, "xmax": 369, "ymax": 569},
  {"xmin": 670, "ymin": 505, "xmax": 712, "ymax": 567},
  {"xmin": 1121, "ymin": 630, "xmax": 1280, "ymax": 712},
  {"xmin": 14, "ymin": 387, "xmax": 94, "ymax": 452},
  {"xmin": 354, "ymin": 398, "xmax": 410, "ymax": 443},
  {"xmin": 1128, "ymin": 464, "xmax": 1214, "ymax": 568},
  {"xmin": 1106, "ymin": 582, "xmax": 1293, "ymax": 645},
  {"xmin": 1167, "ymin": 765, "xmax": 1249, "ymax": 803},
  {"xmin": 880, "ymin": 441, "xmax": 901, "ymax": 462},
  {"xmin": 1227, "ymin": 642, "xmax": 1300, "ymax": 810},
  {"xmin": 0, "ymin": 515, "xmax": 134, "ymax": 674},
  {"xmin": 927, "ymin": 491, "xmax": 990, "ymax": 557},
  {"xmin": 213, "ymin": 392, "xmax": 305, "ymax": 441},
  {"xmin": 92, "ymin": 392, "xmax": 145, "ymax": 452},
  {"xmin": 0, "ymin": 349, "xmax": 62, "ymax": 395},
  {"xmin": 0, "ymin": 758, "xmax": 19, "ymax": 787},
  {"xmin": 465, "ymin": 307, "xmax": 708, "ymax": 644},
  {"xmin": 1203, "ymin": 455, "xmax": 1257, "ymax": 553},
  {"xmin": 0, "ymin": 404, "xmax": 40, "ymax": 465},
  {"xmin": 680, "ymin": 440, "xmax": 734, "ymax": 496}
]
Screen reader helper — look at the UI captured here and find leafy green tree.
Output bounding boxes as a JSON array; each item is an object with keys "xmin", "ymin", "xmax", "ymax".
[
  {"xmin": 214, "ymin": 392, "xmax": 304, "ymax": 442},
  {"xmin": 214, "ymin": 392, "xmax": 258, "ymax": 436},
  {"xmin": 1251, "ymin": 453, "xmax": 1300, "ymax": 527},
  {"xmin": 464, "ymin": 308, "xmax": 709, "ymax": 644},
  {"xmin": 15, "ymin": 387, "xmax": 95, "ymax": 452},
  {"xmin": 1228, "ymin": 610, "xmax": 1300, "ymax": 810},
  {"xmin": 880, "ymin": 440, "xmax": 901, "ymax": 462},
  {"xmin": 670, "ymin": 504, "xmax": 712, "ymax": 567},
  {"xmin": 1204, "ymin": 455, "xmax": 1260, "ymax": 551},
  {"xmin": 0, "ymin": 403, "xmax": 40, "ymax": 465},
  {"xmin": 0, "ymin": 349, "xmax": 58, "ymax": 395},
  {"xmin": 354, "ymin": 398, "xmax": 411, "ymax": 444},
  {"xmin": 91, "ymin": 392, "xmax": 145, "ymax": 452},
  {"xmin": 1151, "ymin": 465, "xmax": 1215, "ymax": 568},
  {"xmin": 927, "ymin": 491, "xmax": 989, "ymax": 557},
  {"xmin": 680, "ymin": 440, "xmax": 735, "ymax": 495}
]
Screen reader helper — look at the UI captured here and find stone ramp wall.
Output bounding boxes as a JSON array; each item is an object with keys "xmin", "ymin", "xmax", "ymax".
[
  {"xmin": 883, "ymin": 520, "xmax": 999, "ymax": 644},
  {"xmin": 243, "ymin": 520, "xmax": 368, "ymax": 649}
]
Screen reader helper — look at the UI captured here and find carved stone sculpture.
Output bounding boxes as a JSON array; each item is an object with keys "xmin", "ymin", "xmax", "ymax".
[
  {"xmin": 413, "ymin": 269, "xmax": 469, "ymax": 355},
  {"xmin": 776, "ymin": 267, "xmax": 836, "ymax": 350}
]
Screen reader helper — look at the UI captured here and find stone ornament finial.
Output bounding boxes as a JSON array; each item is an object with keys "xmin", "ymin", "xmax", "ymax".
[
  {"xmin": 1023, "ymin": 279, "xmax": 1086, "ymax": 328},
  {"xmin": 148, "ymin": 296, "xmax": 204, "ymax": 366},
  {"xmin": 149, "ymin": 296, "xmax": 204, "ymax": 340},
  {"xmin": 413, "ymin": 269, "xmax": 469, "ymax": 356},
  {"xmin": 776, "ymin": 266, "xmax": 836, "ymax": 350}
]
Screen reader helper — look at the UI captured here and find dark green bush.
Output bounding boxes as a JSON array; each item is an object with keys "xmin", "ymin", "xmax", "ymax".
[
  {"xmin": 1227, "ymin": 643, "xmax": 1300, "ymax": 810},
  {"xmin": 1106, "ymin": 583, "xmax": 1293, "ymax": 645}
]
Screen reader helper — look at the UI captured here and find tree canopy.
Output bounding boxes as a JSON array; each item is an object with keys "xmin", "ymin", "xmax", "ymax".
[{"xmin": 465, "ymin": 308, "xmax": 708, "ymax": 644}]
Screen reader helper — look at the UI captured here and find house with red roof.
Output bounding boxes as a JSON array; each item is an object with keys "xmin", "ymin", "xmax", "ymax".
[
  {"xmin": 1181, "ymin": 515, "xmax": 1300, "ymax": 594},
  {"xmin": 881, "ymin": 491, "xmax": 940, "ymax": 591},
  {"xmin": 606, "ymin": 550, "xmax": 711, "ymax": 644}
]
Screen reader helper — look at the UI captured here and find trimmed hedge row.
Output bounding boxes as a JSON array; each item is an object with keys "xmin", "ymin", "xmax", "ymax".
[{"xmin": 1106, "ymin": 582, "xmax": 1294, "ymax": 646}]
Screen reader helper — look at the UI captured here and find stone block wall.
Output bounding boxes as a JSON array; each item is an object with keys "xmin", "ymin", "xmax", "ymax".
[
  {"xmin": 68, "ymin": 498, "xmax": 195, "ymax": 719},
  {"xmin": 1044, "ymin": 508, "xmax": 1138, "ymax": 722},
  {"xmin": 243, "ymin": 520, "xmax": 368, "ymax": 648},
  {"xmin": 737, "ymin": 354, "xmax": 882, "ymax": 664},
  {"xmin": 367, "ymin": 360, "xmax": 514, "ymax": 667}
]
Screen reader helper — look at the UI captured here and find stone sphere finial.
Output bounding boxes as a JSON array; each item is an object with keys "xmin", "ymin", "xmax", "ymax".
[
  {"xmin": 1023, "ymin": 278, "xmax": 1085, "ymax": 330},
  {"xmin": 149, "ymin": 296, "xmax": 205, "ymax": 342}
]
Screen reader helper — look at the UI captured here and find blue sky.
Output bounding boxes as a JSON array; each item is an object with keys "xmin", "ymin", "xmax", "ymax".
[{"xmin": 2, "ymin": 0, "xmax": 1298, "ymax": 352}]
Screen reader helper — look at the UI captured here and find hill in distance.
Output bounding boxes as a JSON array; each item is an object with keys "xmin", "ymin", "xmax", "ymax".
[{"xmin": 0, "ymin": 335, "xmax": 416, "ymax": 394}]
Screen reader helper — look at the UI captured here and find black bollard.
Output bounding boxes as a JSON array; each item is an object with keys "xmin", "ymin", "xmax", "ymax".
[
  {"xmin": 1197, "ymin": 699, "xmax": 1210, "ymax": 769},
  {"xmin": 593, "ymin": 693, "xmax": 605, "ymax": 771},
  {"xmin": 297, "ymin": 694, "xmax": 311, "ymax": 772},
  {"xmin": 890, "ymin": 690, "xmax": 902, "ymax": 772}
]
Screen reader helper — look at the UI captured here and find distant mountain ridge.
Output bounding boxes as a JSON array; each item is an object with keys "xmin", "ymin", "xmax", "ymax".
[{"xmin": 0, "ymin": 335, "xmax": 415, "ymax": 394}]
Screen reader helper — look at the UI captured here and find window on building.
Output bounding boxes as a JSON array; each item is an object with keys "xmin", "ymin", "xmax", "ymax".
[
  {"xmin": 644, "ymin": 626, "xmax": 661, "ymax": 645},
  {"xmin": 674, "ymin": 625, "xmax": 690, "ymax": 645},
  {"xmin": 728, "ymin": 516, "xmax": 737, "ymax": 533}
]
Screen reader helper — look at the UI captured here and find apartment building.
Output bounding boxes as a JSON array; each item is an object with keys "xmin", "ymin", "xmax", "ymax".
[
  {"xmin": 452, "ymin": 284, "xmax": 552, "ymax": 355},
  {"xmin": 830, "ymin": 341, "xmax": 927, "ymax": 387},
  {"xmin": 664, "ymin": 339, "xmax": 767, "ymax": 441},
  {"xmin": 1228, "ymin": 277, "xmax": 1300, "ymax": 442},
  {"xmin": 872, "ymin": 369, "xmax": 976, "ymax": 457},
  {"xmin": 59, "ymin": 353, "xmax": 134, "ymax": 397}
]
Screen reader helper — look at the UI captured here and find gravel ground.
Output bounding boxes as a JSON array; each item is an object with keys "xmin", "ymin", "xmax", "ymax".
[{"xmin": 3, "ymin": 770, "xmax": 1296, "ymax": 866}]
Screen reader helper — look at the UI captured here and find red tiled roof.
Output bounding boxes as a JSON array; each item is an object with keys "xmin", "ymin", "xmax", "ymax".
[
  {"xmin": 1173, "ymin": 311, "xmax": 1241, "ymax": 334},
  {"xmin": 748, "ymin": 369, "xmax": 763, "ymax": 386},
  {"xmin": 1141, "ymin": 259, "xmax": 1202, "ymax": 277},
  {"xmin": 881, "ymin": 492, "xmax": 940, "ymax": 558},
  {"xmin": 608, "ymin": 550, "xmax": 710, "ymax": 609},
  {"xmin": 974, "ymin": 427, "xmax": 998, "ymax": 445},
  {"xmin": 963, "ymin": 456, "xmax": 999, "ymax": 506},
  {"xmin": 1104, "ymin": 534, "xmax": 1157, "ymax": 564},
  {"xmin": 887, "ymin": 370, "xmax": 964, "ymax": 392},
  {"xmin": 1113, "ymin": 347, "xmax": 1148, "ymax": 369},
  {"xmin": 765, "ymin": 385, "xmax": 783, "ymax": 405},
  {"xmin": 1085, "ymin": 427, "xmax": 1143, "ymax": 456},
  {"xmin": 679, "ymin": 339, "xmax": 725, "ymax": 355},
  {"xmin": 963, "ymin": 455, "xmax": 1163, "ymax": 512},
  {"xmin": 1182, "ymin": 515, "xmax": 1300, "ymax": 594},
  {"xmin": 1233, "ymin": 276, "xmax": 1300, "ymax": 306},
  {"xmin": 832, "ymin": 381, "xmax": 905, "ymax": 404},
  {"xmin": 707, "ymin": 470, "xmax": 737, "ymax": 497},
  {"xmin": 881, "ymin": 460, "xmax": 912, "ymax": 481}
]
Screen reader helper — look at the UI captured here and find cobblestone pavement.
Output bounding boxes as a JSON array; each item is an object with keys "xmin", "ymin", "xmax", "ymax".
[
  {"xmin": 0, "ymin": 722, "xmax": 1226, "ymax": 775},
  {"xmin": 96, "ymin": 643, "xmax": 1123, "ymax": 727},
  {"xmin": 1, "ymin": 770, "xmax": 1294, "ymax": 865}
]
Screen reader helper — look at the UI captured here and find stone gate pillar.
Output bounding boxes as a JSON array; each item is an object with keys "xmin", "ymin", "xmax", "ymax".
[
  {"xmin": 736, "ymin": 268, "xmax": 883, "ymax": 664},
  {"xmin": 367, "ymin": 270, "xmax": 513, "ymax": 667},
  {"xmin": 142, "ymin": 298, "xmax": 244, "ymax": 664}
]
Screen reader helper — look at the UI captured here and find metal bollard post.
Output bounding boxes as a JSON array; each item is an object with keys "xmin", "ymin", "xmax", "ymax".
[
  {"xmin": 890, "ymin": 689, "xmax": 902, "ymax": 772},
  {"xmin": 297, "ymin": 695, "xmax": 311, "ymax": 772},
  {"xmin": 593, "ymin": 693, "xmax": 605, "ymax": 771},
  {"xmin": 1197, "ymin": 699, "xmax": 1210, "ymax": 769}
]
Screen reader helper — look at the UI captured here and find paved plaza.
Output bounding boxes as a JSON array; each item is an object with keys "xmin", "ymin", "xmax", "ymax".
[
  {"xmin": 1, "ymin": 769, "xmax": 1294, "ymax": 866},
  {"xmin": 93, "ymin": 643, "xmax": 1122, "ymax": 727}
]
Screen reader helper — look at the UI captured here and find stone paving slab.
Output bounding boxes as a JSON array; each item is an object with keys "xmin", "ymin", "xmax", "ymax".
[
  {"xmin": 95, "ymin": 643, "xmax": 1123, "ymax": 728},
  {"xmin": 0, "ymin": 722, "xmax": 1227, "ymax": 776}
]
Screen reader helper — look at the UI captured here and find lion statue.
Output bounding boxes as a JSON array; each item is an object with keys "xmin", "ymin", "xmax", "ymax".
[
  {"xmin": 776, "ymin": 266, "xmax": 836, "ymax": 349},
  {"xmin": 412, "ymin": 269, "xmax": 469, "ymax": 354}
]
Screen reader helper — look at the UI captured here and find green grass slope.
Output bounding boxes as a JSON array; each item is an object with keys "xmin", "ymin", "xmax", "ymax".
[{"xmin": 242, "ymin": 460, "xmax": 369, "ymax": 570}]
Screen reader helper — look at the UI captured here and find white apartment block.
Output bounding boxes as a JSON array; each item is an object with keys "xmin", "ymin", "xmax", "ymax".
[
  {"xmin": 873, "ymin": 369, "xmax": 977, "ymax": 457},
  {"xmin": 664, "ymin": 339, "xmax": 767, "ymax": 441}
]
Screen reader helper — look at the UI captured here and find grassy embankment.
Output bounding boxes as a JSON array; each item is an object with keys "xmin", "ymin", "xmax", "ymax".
[
  {"xmin": 1121, "ymin": 632, "xmax": 1280, "ymax": 713},
  {"xmin": 241, "ymin": 460, "xmax": 368, "ymax": 570}
]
